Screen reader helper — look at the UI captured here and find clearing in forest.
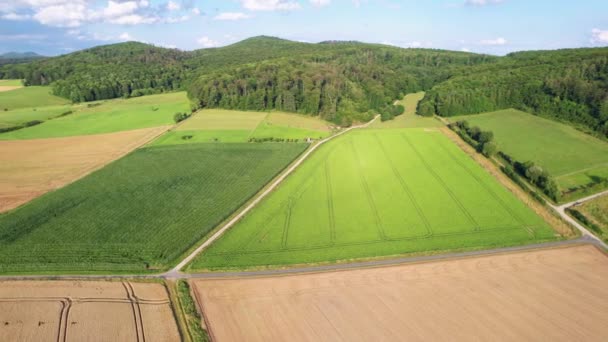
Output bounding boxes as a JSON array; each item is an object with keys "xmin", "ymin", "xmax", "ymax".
[
  {"xmin": 454, "ymin": 109, "xmax": 608, "ymax": 200},
  {"xmin": 0, "ymin": 143, "xmax": 306, "ymax": 273},
  {"xmin": 0, "ymin": 86, "xmax": 69, "ymax": 110},
  {"xmin": 0, "ymin": 92, "xmax": 189, "ymax": 140},
  {"xmin": 0, "ymin": 280, "xmax": 179, "ymax": 341},
  {"xmin": 370, "ymin": 92, "xmax": 443, "ymax": 129},
  {"xmin": 192, "ymin": 245, "xmax": 608, "ymax": 342},
  {"xmin": 190, "ymin": 128, "xmax": 557, "ymax": 270},
  {"xmin": 0, "ymin": 126, "xmax": 168, "ymax": 213},
  {"xmin": 153, "ymin": 109, "xmax": 331, "ymax": 145}
]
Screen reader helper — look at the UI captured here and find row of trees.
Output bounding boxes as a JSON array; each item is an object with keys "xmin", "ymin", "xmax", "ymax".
[
  {"xmin": 451, "ymin": 120, "xmax": 497, "ymax": 157},
  {"xmin": 450, "ymin": 120, "xmax": 561, "ymax": 201}
]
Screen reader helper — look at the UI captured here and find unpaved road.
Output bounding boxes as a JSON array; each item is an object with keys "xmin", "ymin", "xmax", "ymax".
[
  {"xmin": 550, "ymin": 190, "xmax": 608, "ymax": 249},
  {"xmin": 165, "ymin": 116, "xmax": 379, "ymax": 277}
]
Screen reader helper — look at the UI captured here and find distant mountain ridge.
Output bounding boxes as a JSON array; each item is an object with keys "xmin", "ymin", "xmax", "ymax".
[{"xmin": 0, "ymin": 52, "xmax": 45, "ymax": 59}]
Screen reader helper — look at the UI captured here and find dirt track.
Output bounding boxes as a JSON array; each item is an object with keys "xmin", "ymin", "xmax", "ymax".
[
  {"xmin": 0, "ymin": 126, "xmax": 169, "ymax": 213},
  {"xmin": 0, "ymin": 280, "xmax": 179, "ymax": 341},
  {"xmin": 192, "ymin": 245, "xmax": 608, "ymax": 342}
]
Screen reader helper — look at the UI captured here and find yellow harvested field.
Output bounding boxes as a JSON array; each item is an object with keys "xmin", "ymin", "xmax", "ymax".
[
  {"xmin": 193, "ymin": 245, "xmax": 608, "ymax": 342},
  {"xmin": 0, "ymin": 280, "xmax": 180, "ymax": 342},
  {"xmin": 0, "ymin": 126, "xmax": 169, "ymax": 213},
  {"xmin": 266, "ymin": 112, "xmax": 331, "ymax": 131},
  {"xmin": 176, "ymin": 109, "xmax": 267, "ymax": 131}
]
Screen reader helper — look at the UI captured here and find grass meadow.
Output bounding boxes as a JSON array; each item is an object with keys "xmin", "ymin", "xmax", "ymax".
[
  {"xmin": 153, "ymin": 109, "xmax": 332, "ymax": 145},
  {"xmin": 0, "ymin": 92, "xmax": 188, "ymax": 139},
  {"xmin": 189, "ymin": 128, "xmax": 558, "ymax": 271},
  {"xmin": 0, "ymin": 86, "xmax": 70, "ymax": 110},
  {"xmin": 0, "ymin": 105, "xmax": 72, "ymax": 129},
  {"xmin": 370, "ymin": 92, "xmax": 443, "ymax": 129},
  {"xmin": 0, "ymin": 143, "xmax": 306, "ymax": 274},
  {"xmin": 455, "ymin": 109, "xmax": 608, "ymax": 200},
  {"xmin": 0, "ymin": 79, "xmax": 23, "ymax": 87}
]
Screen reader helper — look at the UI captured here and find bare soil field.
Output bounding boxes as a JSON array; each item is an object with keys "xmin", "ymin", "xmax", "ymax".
[
  {"xmin": 0, "ymin": 126, "xmax": 169, "ymax": 212},
  {"xmin": 0, "ymin": 280, "xmax": 180, "ymax": 342},
  {"xmin": 193, "ymin": 245, "xmax": 608, "ymax": 342}
]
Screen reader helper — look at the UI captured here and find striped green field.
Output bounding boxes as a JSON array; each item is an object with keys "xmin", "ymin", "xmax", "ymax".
[{"xmin": 189, "ymin": 128, "xmax": 558, "ymax": 271}]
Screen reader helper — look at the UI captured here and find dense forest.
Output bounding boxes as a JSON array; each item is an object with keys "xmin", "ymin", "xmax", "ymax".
[
  {"xmin": 418, "ymin": 48, "xmax": 608, "ymax": 137},
  {"xmin": 188, "ymin": 44, "xmax": 494, "ymax": 124},
  {"xmin": 1, "ymin": 36, "xmax": 607, "ymax": 129}
]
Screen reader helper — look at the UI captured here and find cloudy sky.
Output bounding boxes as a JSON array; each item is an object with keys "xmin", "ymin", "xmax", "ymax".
[{"xmin": 1, "ymin": 0, "xmax": 607, "ymax": 56}]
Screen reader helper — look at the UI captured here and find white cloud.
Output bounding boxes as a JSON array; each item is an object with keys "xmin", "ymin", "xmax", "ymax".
[
  {"xmin": 461, "ymin": 47, "xmax": 471, "ymax": 52},
  {"xmin": 241, "ymin": 0, "xmax": 301, "ymax": 11},
  {"xmin": 214, "ymin": 12, "xmax": 251, "ymax": 20},
  {"xmin": 3, "ymin": 0, "xmax": 192, "ymax": 27},
  {"xmin": 591, "ymin": 28, "xmax": 608, "ymax": 44},
  {"xmin": 197, "ymin": 36, "xmax": 219, "ymax": 48},
  {"xmin": 119, "ymin": 32, "xmax": 132, "ymax": 40},
  {"xmin": 310, "ymin": 0, "xmax": 331, "ymax": 7},
  {"xmin": 465, "ymin": 0, "xmax": 504, "ymax": 6},
  {"xmin": 1, "ymin": 12, "xmax": 31, "ymax": 20},
  {"xmin": 167, "ymin": 0, "xmax": 180, "ymax": 11},
  {"xmin": 480, "ymin": 37, "xmax": 507, "ymax": 45},
  {"xmin": 409, "ymin": 41, "xmax": 422, "ymax": 48},
  {"xmin": 191, "ymin": 8, "xmax": 200, "ymax": 15},
  {"xmin": 33, "ymin": 2, "xmax": 88, "ymax": 27}
]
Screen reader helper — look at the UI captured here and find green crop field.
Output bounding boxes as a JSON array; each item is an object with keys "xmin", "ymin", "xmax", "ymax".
[
  {"xmin": 189, "ymin": 128, "xmax": 558, "ymax": 271},
  {"xmin": 0, "ymin": 143, "xmax": 306, "ymax": 274},
  {"xmin": 0, "ymin": 79, "xmax": 23, "ymax": 87},
  {"xmin": 0, "ymin": 92, "xmax": 188, "ymax": 139},
  {"xmin": 454, "ymin": 109, "xmax": 608, "ymax": 199},
  {"xmin": 153, "ymin": 109, "xmax": 332, "ymax": 146},
  {"xmin": 370, "ymin": 92, "xmax": 443, "ymax": 129},
  {"xmin": 0, "ymin": 86, "xmax": 70, "ymax": 111}
]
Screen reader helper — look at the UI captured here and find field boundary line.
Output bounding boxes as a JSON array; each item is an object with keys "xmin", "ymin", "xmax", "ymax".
[
  {"xmin": 373, "ymin": 133, "xmax": 433, "ymax": 238},
  {"xmin": 325, "ymin": 162, "xmax": 337, "ymax": 244},
  {"xmin": 183, "ymin": 237, "xmax": 598, "ymax": 279},
  {"xmin": 401, "ymin": 133, "xmax": 481, "ymax": 231},
  {"xmin": 349, "ymin": 138, "xmax": 387, "ymax": 240},
  {"xmin": 165, "ymin": 115, "xmax": 379, "ymax": 276},
  {"xmin": 430, "ymin": 133, "xmax": 530, "ymax": 232}
]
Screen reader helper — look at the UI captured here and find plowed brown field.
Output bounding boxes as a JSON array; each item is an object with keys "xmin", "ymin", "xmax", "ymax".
[
  {"xmin": 0, "ymin": 280, "xmax": 180, "ymax": 342},
  {"xmin": 0, "ymin": 126, "xmax": 169, "ymax": 213},
  {"xmin": 193, "ymin": 245, "xmax": 608, "ymax": 342}
]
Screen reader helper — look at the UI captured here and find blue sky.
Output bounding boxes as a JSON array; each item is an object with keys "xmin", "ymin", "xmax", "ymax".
[{"xmin": 1, "ymin": 0, "xmax": 607, "ymax": 56}]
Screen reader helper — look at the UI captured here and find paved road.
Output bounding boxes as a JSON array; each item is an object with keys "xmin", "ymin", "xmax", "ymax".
[{"xmin": 0, "ymin": 237, "xmax": 597, "ymax": 281}]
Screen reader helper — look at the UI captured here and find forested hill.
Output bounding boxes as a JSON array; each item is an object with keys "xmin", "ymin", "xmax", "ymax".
[
  {"xmin": 1, "ymin": 37, "xmax": 607, "ymax": 131},
  {"xmin": 418, "ymin": 47, "xmax": 608, "ymax": 137},
  {"xmin": 0, "ymin": 52, "xmax": 46, "ymax": 66},
  {"xmin": 188, "ymin": 47, "xmax": 494, "ymax": 124}
]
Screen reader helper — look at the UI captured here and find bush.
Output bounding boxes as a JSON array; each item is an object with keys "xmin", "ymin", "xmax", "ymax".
[{"xmin": 173, "ymin": 112, "xmax": 191, "ymax": 123}]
